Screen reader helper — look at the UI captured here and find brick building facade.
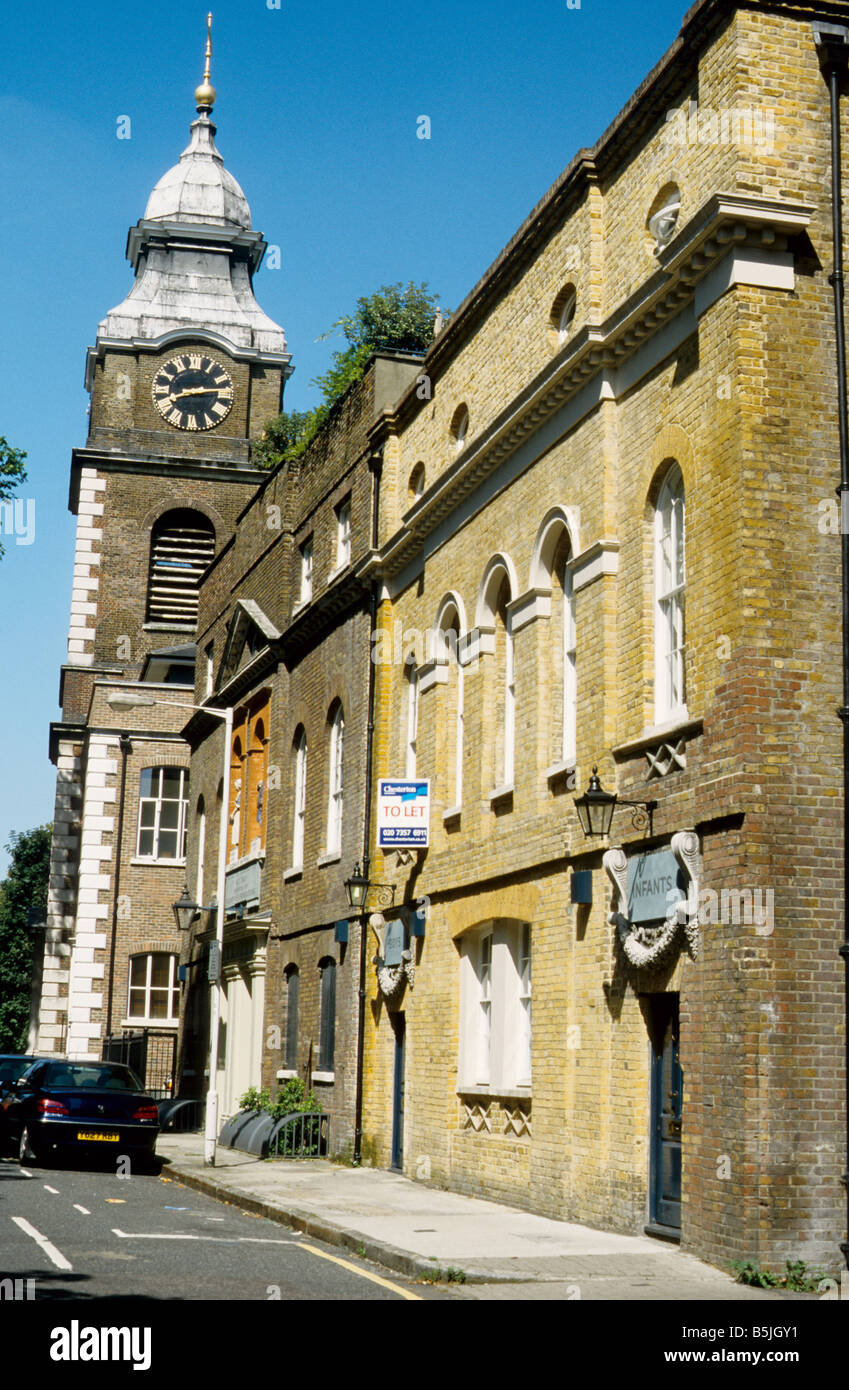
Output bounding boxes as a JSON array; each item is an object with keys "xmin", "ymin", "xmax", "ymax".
[
  {"xmin": 357, "ymin": 0, "xmax": 846, "ymax": 1274},
  {"xmin": 34, "ymin": 0, "xmax": 847, "ymax": 1276}
]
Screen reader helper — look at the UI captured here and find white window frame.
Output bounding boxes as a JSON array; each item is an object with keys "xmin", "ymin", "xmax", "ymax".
[
  {"xmin": 195, "ymin": 804, "xmax": 206, "ymax": 904},
  {"xmin": 335, "ymin": 497, "xmax": 352, "ymax": 569},
  {"xmin": 326, "ymin": 707, "xmax": 344, "ymax": 854},
  {"xmin": 654, "ymin": 466, "xmax": 686, "ymax": 721},
  {"xmin": 299, "ymin": 535, "xmax": 313, "ymax": 604},
  {"xmin": 405, "ymin": 661, "xmax": 418, "ymax": 779},
  {"xmin": 517, "ymin": 924, "xmax": 532, "ymax": 1087},
  {"xmin": 504, "ymin": 611, "xmax": 515, "ymax": 785},
  {"xmin": 136, "ymin": 767, "xmax": 189, "ymax": 861},
  {"xmin": 127, "ymin": 952, "xmax": 180, "ymax": 1025},
  {"xmin": 459, "ymin": 922, "xmax": 532, "ymax": 1093},
  {"xmin": 562, "ymin": 561, "xmax": 577, "ymax": 764},
  {"xmin": 557, "ymin": 290, "xmax": 577, "ymax": 343},
  {"xmin": 292, "ymin": 730, "xmax": 308, "ymax": 868}
]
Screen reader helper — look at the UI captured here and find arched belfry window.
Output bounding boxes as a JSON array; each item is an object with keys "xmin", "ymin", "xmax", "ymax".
[{"xmin": 146, "ymin": 509, "xmax": 215, "ymax": 627}]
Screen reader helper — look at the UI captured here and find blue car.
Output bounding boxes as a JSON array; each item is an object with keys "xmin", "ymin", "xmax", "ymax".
[{"xmin": 0, "ymin": 1059, "xmax": 160, "ymax": 1169}]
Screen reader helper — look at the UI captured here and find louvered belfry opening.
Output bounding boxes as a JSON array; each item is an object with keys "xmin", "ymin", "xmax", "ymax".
[{"xmin": 146, "ymin": 509, "xmax": 215, "ymax": 628}]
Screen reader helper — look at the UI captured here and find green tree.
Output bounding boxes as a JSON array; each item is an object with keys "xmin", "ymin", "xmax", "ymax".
[
  {"xmin": 0, "ymin": 826, "xmax": 51, "ymax": 1051},
  {"xmin": 0, "ymin": 436, "xmax": 28, "ymax": 559},
  {"xmin": 254, "ymin": 283, "xmax": 446, "ymax": 471}
]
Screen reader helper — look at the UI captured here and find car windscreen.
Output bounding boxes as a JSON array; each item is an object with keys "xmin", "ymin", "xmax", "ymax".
[{"xmin": 43, "ymin": 1063, "xmax": 144, "ymax": 1091}]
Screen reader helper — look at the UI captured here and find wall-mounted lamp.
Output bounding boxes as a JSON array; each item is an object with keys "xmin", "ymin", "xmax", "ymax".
[
  {"xmin": 343, "ymin": 862, "xmax": 396, "ymax": 915},
  {"xmin": 573, "ymin": 766, "xmax": 657, "ymax": 839}
]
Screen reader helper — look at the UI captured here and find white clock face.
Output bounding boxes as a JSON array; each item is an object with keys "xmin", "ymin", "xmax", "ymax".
[{"xmin": 152, "ymin": 354, "xmax": 234, "ymax": 431}]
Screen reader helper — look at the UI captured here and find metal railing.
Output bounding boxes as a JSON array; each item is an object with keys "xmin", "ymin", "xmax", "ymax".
[
  {"xmin": 157, "ymin": 1097, "xmax": 206, "ymax": 1133},
  {"xmin": 268, "ymin": 1111, "xmax": 330, "ymax": 1159}
]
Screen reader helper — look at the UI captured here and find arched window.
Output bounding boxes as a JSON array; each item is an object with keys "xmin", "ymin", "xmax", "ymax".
[
  {"xmin": 229, "ymin": 735, "xmax": 244, "ymax": 858},
  {"xmin": 555, "ymin": 542, "xmax": 577, "ymax": 765},
  {"xmin": 284, "ymin": 965, "xmax": 299, "ymax": 1071},
  {"xmin": 136, "ymin": 766, "xmax": 189, "ymax": 860},
  {"xmin": 437, "ymin": 599, "xmax": 464, "ymax": 810},
  {"xmin": 326, "ymin": 704, "xmax": 344, "ymax": 854},
  {"xmin": 146, "ymin": 508, "xmax": 215, "ymax": 627},
  {"xmin": 128, "ymin": 953, "xmax": 180, "ymax": 1023},
  {"xmin": 318, "ymin": 957, "xmax": 336, "ymax": 1071},
  {"xmin": 655, "ymin": 463, "xmax": 686, "ymax": 719},
  {"xmin": 409, "ymin": 462, "xmax": 426, "ymax": 503},
  {"xmin": 292, "ymin": 727, "xmax": 308, "ymax": 868},
  {"xmin": 450, "ymin": 404, "xmax": 469, "ymax": 449},
  {"xmin": 246, "ymin": 714, "xmax": 269, "ymax": 853},
  {"xmin": 550, "ymin": 284, "xmax": 577, "ymax": 344},
  {"xmin": 195, "ymin": 797, "xmax": 206, "ymax": 904},
  {"xmin": 405, "ymin": 660, "xmax": 419, "ymax": 778},
  {"xmin": 477, "ymin": 559, "xmax": 517, "ymax": 792}
]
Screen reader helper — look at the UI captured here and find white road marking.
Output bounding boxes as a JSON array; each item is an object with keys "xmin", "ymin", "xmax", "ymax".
[
  {"xmin": 18, "ymin": 1168, "xmax": 33, "ymax": 1178},
  {"xmin": 73, "ymin": 1204, "xmax": 91, "ymax": 1215},
  {"xmin": 43, "ymin": 1184, "xmax": 59, "ymax": 1194},
  {"xmin": 112, "ymin": 1229, "xmax": 296, "ymax": 1244},
  {"xmin": 11, "ymin": 1216, "xmax": 73, "ymax": 1271}
]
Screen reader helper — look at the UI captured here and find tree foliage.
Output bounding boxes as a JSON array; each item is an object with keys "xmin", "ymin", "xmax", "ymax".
[
  {"xmin": 253, "ymin": 282, "xmax": 446, "ymax": 471},
  {"xmin": 0, "ymin": 825, "xmax": 51, "ymax": 1051},
  {"xmin": 0, "ymin": 436, "xmax": 28, "ymax": 559}
]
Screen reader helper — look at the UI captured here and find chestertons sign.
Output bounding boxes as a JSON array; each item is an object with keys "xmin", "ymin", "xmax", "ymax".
[
  {"xmin": 627, "ymin": 848, "xmax": 686, "ymax": 923},
  {"xmin": 378, "ymin": 780, "xmax": 430, "ymax": 848}
]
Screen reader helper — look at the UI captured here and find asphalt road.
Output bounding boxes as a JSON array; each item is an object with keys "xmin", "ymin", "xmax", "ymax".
[{"xmin": 0, "ymin": 1154, "xmax": 450, "ymax": 1302}]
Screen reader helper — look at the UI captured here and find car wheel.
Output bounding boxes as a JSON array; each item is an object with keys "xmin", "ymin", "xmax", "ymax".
[{"xmin": 19, "ymin": 1126, "xmax": 41, "ymax": 1166}]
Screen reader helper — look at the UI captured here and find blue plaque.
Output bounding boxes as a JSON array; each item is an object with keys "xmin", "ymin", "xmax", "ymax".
[{"xmin": 627, "ymin": 849, "xmax": 686, "ymax": 924}]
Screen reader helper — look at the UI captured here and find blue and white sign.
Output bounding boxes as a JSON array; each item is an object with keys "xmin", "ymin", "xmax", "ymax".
[
  {"xmin": 378, "ymin": 779, "xmax": 430, "ymax": 848},
  {"xmin": 627, "ymin": 848, "xmax": 686, "ymax": 924}
]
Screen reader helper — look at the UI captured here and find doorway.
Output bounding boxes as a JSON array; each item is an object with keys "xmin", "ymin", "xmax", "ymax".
[{"xmin": 647, "ymin": 993, "xmax": 682, "ymax": 1239}]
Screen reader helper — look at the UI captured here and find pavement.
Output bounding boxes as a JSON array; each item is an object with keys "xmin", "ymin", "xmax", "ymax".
[{"xmin": 155, "ymin": 1132, "xmax": 809, "ymax": 1301}]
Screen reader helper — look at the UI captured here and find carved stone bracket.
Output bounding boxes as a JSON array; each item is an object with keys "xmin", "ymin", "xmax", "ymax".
[
  {"xmin": 603, "ymin": 830, "xmax": 701, "ymax": 969},
  {"xmin": 370, "ymin": 911, "xmax": 415, "ymax": 1001}
]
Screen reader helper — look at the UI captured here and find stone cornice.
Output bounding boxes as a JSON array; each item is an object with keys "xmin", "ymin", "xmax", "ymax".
[
  {"xmin": 372, "ymin": 194, "xmax": 812, "ymax": 583},
  {"xmin": 69, "ymin": 447, "xmax": 265, "ymax": 510}
]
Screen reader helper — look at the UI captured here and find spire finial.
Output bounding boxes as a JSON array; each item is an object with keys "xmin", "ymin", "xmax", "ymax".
[{"xmin": 194, "ymin": 12, "xmax": 216, "ymax": 113}]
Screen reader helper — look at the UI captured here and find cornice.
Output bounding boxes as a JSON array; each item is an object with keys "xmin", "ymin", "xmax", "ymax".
[{"xmin": 373, "ymin": 193, "xmax": 812, "ymax": 583}]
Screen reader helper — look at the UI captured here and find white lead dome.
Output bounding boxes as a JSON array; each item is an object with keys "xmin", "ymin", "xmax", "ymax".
[{"xmin": 144, "ymin": 113, "xmax": 252, "ymax": 230}]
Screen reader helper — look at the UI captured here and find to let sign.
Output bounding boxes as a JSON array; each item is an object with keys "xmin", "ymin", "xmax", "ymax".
[
  {"xmin": 627, "ymin": 848, "xmax": 686, "ymax": 924},
  {"xmin": 378, "ymin": 779, "xmax": 430, "ymax": 848}
]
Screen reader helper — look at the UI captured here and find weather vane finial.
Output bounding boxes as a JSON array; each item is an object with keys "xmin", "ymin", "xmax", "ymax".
[{"xmin": 194, "ymin": 12, "xmax": 217, "ymax": 113}]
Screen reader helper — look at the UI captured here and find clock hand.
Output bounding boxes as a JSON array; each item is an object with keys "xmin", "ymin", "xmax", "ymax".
[{"xmin": 173, "ymin": 386, "xmax": 217, "ymax": 399}]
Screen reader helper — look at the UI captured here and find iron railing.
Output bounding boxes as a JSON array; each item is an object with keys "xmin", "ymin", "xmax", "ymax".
[
  {"xmin": 102, "ymin": 1029, "xmax": 176, "ymax": 1101},
  {"xmin": 268, "ymin": 1111, "xmax": 330, "ymax": 1159}
]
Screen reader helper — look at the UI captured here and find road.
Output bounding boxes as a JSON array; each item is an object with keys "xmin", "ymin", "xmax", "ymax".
[{"xmin": 0, "ymin": 1155, "xmax": 450, "ymax": 1302}]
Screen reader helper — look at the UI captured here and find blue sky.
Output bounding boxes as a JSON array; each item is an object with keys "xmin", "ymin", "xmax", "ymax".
[{"xmin": 0, "ymin": 0, "xmax": 689, "ymax": 871}]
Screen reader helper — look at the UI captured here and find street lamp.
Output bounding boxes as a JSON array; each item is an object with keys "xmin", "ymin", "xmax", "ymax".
[
  {"xmin": 343, "ymin": 862, "xmax": 395, "ymax": 914},
  {"xmin": 573, "ymin": 765, "xmax": 657, "ymax": 839},
  {"xmin": 107, "ymin": 689, "xmax": 232, "ymax": 1166}
]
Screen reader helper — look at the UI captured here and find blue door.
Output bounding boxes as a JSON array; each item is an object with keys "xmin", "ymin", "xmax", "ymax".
[
  {"xmin": 649, "ymin": 996, "xmax": 682, "ymax": 1234},
  {"xmin": 391, "ymin": 1011, "xmax": 406, "ymax": 1171}
]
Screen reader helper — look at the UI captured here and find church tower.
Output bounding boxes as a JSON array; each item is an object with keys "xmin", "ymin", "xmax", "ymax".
[{"xmin": 35, "ymin": 20, "xmax": 289, "ymax": 1066}]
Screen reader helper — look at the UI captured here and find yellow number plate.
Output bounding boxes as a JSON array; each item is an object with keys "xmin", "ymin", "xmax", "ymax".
[{"xmin": 76, "ymin": 1131, "xmax": 120, "ymax": 1142}]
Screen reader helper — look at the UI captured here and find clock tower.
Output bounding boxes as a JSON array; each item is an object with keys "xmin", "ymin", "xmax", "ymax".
[{"xmin": 35, "ymin": 21, "xmax": 290, "ymax": 1065}]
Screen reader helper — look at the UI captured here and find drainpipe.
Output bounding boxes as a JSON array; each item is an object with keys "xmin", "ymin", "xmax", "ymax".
[
  {"xmin": 104, "ymin": 732, "xmax": 132, "ymax": 1040},
  {"xmin": 353, "ymin": 447, "xmax": 382, "ymax": 1164},
  {"xmin": 813, "ymin": 19, "xmax": 849, "ymax": 1273}
]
